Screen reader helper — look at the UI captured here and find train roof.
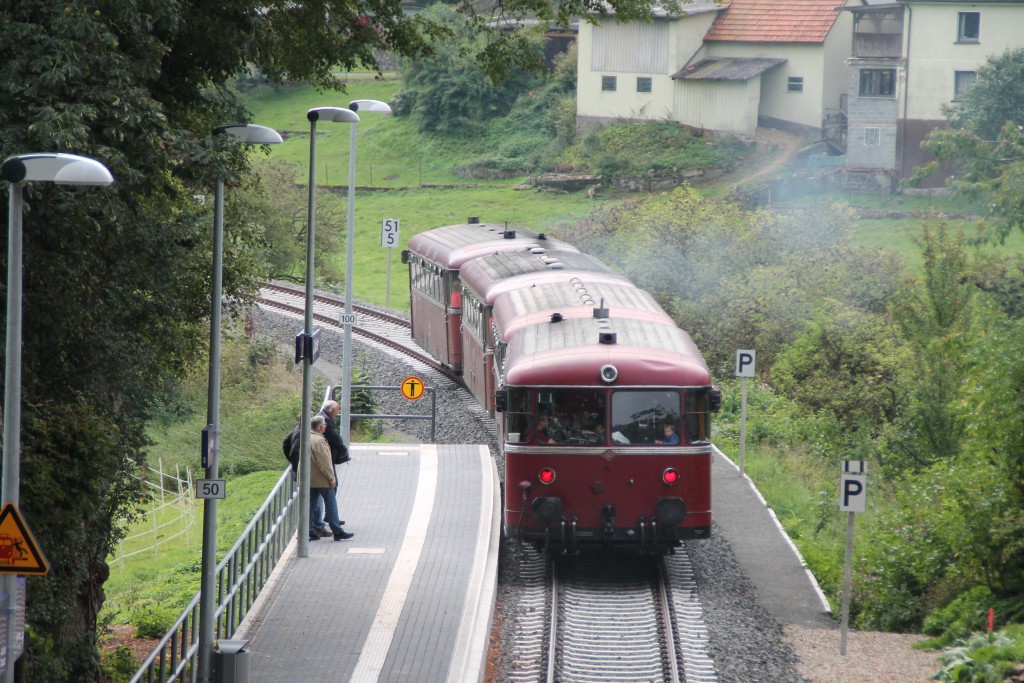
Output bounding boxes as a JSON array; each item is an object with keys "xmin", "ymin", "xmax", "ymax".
[
  {"xmin": 461, "ymin": 250, "xmax": 632, "ymax": 305},
  {"xmin": 492, "ymin": 280, "xmax": 674, "ymax": 340},
  {"xmin": 406, "ymin": 221, "xmax": 577, "ymax": 270},
  {"xmin": 502, "ymin": 317, "xmax": 711, "ymax": 387}
]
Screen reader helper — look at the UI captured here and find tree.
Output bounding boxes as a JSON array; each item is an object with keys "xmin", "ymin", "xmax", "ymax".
[
  {"xmin": 0, "ymin": 0, "xmax": 665, "ymax": 679},
  {"xmin": 911, "ymin": 48, "xmax": 1024, "ymax": 240}
]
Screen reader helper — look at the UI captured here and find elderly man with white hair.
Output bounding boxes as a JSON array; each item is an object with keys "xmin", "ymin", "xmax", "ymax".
[{"xmin": 307, "ymin": 414, "xmax": 353, "ymax": 542}]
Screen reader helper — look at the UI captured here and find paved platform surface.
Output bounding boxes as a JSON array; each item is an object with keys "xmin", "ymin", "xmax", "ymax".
[
  {"xmin": 710, "ymin": 446, "xmax": 835, "ymax": 629},
  {"xmin": 235, "ymin": 443, "xmax": 500, "ymax": 683}
]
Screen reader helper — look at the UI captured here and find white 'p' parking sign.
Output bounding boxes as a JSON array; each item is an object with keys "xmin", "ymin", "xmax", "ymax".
[
  {"xmin": 735, "ymin": 349, "xmax": 756, "ymax": 377},
  {"xmin": 839, "ymin": 460, "xmax": 867, "ymax": 512}
]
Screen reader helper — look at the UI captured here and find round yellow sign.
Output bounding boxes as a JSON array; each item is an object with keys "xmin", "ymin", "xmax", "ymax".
[{"xmin": 401, "ymin": 376, "xmax": 425, "ymax": 400}]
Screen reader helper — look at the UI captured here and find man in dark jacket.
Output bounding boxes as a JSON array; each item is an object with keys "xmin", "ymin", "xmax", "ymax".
[{"xmin": 317, "ymin": 400, "xmax": 350, "ymax": 465}]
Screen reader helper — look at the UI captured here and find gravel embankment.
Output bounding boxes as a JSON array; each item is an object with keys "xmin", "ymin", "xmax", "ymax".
[{"xmin": 252, "ymin": 302, "xmax": 942, "ymax": 683}]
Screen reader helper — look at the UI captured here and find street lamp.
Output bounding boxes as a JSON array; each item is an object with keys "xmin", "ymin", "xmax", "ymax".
[
  {"xmin": 1, "ymin": 153, "xmax": 113, "ymax": 683},
  {"xmin": 297, "ymin": 107, "xmax": 359, "ymax": 560},
  {"xmin": 197, "ymin": 124, "xmax": 281, "ymax": 683},
  {"xmin": 340, "ymin": 99, "xmax": 392, "ymax": 445}
]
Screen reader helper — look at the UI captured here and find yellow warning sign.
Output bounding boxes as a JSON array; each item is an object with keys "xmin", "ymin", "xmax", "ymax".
[
  {"xmin": 400, "ymin": 376, "xmax": 425, "ymax": 401},
  {"xmin": 0, "ymin": 503, "xmax": 49, "ymax": 575}
]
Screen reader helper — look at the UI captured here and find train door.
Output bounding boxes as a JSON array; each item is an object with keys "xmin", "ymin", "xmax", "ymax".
[{"xmin": 446, "ymin": 273, "xmax": 464, "ymax": 372}]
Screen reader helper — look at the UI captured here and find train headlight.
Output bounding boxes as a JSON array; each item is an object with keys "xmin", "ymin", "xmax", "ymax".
[
  {"xmin": 600, "ymin": 364, "xmax": 618, "ymax": 384},
  {"xmin": 662, "ymin": 468, "xmax": 680, "ymax": 485},
  {"xmin": 538, "ymin": 467, "xmax": 557, "ymax": 485}
]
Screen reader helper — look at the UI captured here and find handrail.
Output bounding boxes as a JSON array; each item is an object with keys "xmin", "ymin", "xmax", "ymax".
[{"xmin": 127, "ymin": 468, "xmax": 299, "ymax": 683}]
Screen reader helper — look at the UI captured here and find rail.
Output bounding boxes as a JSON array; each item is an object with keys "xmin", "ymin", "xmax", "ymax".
[
  {"xmin": 333, "ymin": 384, "xmax": 437, "ymax": 442},
  {"xmin": 128, "ymin": 468, "xmax": 299, "ymax": 683}
]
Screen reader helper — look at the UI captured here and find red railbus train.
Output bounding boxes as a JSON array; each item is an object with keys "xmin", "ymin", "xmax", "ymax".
[{"xmin": 404, "ymin": 219, "xmax": 720, "ymax": 554}]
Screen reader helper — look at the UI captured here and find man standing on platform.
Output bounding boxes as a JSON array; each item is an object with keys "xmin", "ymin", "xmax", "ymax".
[{"xmin": 308, "ymin": 414, "xmax": 353, "ymax": 541}]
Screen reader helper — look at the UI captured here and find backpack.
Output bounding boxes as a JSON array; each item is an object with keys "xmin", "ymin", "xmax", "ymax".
[{"xmin": 283, "ymin": 425, "xmax": 301, "ymax": 472}]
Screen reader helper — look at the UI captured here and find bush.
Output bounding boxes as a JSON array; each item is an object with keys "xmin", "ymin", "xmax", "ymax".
[
  {"xmin": 129, "ymin": 600, "xmax": 179, "ymax": 639},
  {"xmin": 924, "ymin": 586, "xmax": 996, "ymax": 646}
]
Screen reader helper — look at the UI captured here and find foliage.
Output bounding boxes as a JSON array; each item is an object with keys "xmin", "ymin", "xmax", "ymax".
[
  {"xmin": 888, "ymin": 221, "xmax": 975, "ymax": 470},
  {"xmin": 100, "ymin": 646, "xmax": 138, "ymax": 681},
  {"xmin": 932, "ymin": 629, "xmax": 1024, "ymax": 683},
  {"xmin": 923, "ymin": 586, "xmax": 995, "ymax": 647},
  {"xmin": 770, "ymin": 300, "xmax": 908, "ymax": 429},
  {"xmin": 909, "ymin": 48, "xmax": 1024, "ymax": 240},
  {"xmin": 397, "ymin": 5, "xmax": 541, "ymax": 137},
  {"xmin": 562, "ymin": 122, "xmax": 746, "ymax": 177}
]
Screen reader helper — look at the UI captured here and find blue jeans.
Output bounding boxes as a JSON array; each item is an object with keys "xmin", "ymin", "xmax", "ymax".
[{"xmin": 309, "ymin": 487, "xmax": 343, "ymax": 535}]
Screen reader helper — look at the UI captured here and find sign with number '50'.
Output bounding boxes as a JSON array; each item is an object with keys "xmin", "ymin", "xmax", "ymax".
[{"xmin": 196, "ymin": 479, "xmax": 226, "ymax": 499}]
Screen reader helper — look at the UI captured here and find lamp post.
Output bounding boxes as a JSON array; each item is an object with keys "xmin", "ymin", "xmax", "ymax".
[
  {"xmin": 1, "ymin": 153, "xmax": 113, "ymax": 683},
  {"xmin": 197, "ymin": 124, "xmax": 282, "ymax": 683},
  {"xmin": 297, "ymin": 107, "xmax": 359, "ymax": 561},
  {"xmin": 340, "ymin": 99, "xmax": 392, "ymax": 444}
]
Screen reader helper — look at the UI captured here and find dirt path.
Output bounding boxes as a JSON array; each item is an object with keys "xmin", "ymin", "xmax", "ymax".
[{"xmin": 714, "ymin": 127, "xmax": 804, "ymax": 192}]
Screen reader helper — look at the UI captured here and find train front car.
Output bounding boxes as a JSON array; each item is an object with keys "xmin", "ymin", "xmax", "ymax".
[
  {"xmin": 497, "ymin": 316, "xmax": 720, "ymax": 555},
  {"xmin": 402, "ymin": 219, "xmax": 575, "ymax": 373}
]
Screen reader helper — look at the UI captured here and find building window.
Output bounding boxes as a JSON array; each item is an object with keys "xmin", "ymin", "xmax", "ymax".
[
  {"xmin": 636, "ymin": 77, "xmax": 652, "ymax": 93},
  {"xmin": 957, "ymin": 12, "xmax": 980, "ymax": 42},
  {"xmin": 954, "ymin": 70, "xmax": 977, "ymax": 99},
  {"xmin": 864, "ymin": 127, "xmax": 880, "ymax": 146},
  {"xmin": 787, "ymin": 77, "xmax": 804, "ymax": 93},
  {"xmin": 859, "ymin": 68, "xmax": 896, "ymax": 97},
  {"xmin": 601, "ymin": 76, "xmax": 617, "ymax": 92}
]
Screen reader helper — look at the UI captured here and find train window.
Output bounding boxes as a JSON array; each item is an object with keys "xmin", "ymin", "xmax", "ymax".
[
  {"xmin": 504, "ymin": 390, "xmax": 531, "ymax": 443},
  {"xmin": 684, "ymin": 390, "xmax": 711, "ymax": 444},
  {"xmin": 537, "ymin": 389, "xmax": 606, "ymax": 445},
  {"xmin": 611, "ymin": 390, "xmax": 681, "ymax": 446}
]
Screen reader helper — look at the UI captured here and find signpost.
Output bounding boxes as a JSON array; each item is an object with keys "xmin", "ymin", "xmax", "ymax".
[
  {"xmin": 839, "ymin": 460, "xmax": 867, "ymax": 654},
  {"xmin": 735, "ymin": 350, "xmax": 756, "ymax": 474},
  {"xmin": 381, "ymin": 218, "xmax": 399, "ymax": 309}
]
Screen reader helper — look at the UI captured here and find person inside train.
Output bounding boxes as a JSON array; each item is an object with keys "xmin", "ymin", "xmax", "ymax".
[
  {"xmin": 520, "ymin": 413, "xmax": 557, "ymax": 444},
  {"xmin": 655, "ymin": 423, "xmax": 680, "ymax": 446}
]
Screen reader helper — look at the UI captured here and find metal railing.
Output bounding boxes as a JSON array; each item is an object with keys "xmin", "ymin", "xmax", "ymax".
[
  {"xmin": 128, "ymin": 468, "xmax": 299, "ymax": 683},
  {"xmin": 337, "ymin": 384, "xmax": 437, "ymax": 442}
]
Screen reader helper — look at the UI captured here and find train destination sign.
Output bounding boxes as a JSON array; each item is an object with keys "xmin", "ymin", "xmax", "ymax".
[
  {"xmin": 401, "ymin": 376, "xmax": 425, "ymax": 401},
  {"xmin": 0, "ymin": 504, "xmax": 49, "ymax": 576}
]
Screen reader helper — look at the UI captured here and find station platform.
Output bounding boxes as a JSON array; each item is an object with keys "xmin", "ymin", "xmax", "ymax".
[{"xmin": 235, "ymin": 443, "xmax": 500, "ymax": 683}]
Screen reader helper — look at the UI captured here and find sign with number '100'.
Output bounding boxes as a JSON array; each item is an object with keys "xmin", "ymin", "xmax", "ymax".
[{"xmin": 196, "ymin": 479, "xmax": 226, "ymax": 499}]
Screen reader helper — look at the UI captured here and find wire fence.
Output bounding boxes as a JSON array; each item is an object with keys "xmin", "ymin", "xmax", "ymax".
[{"xmin": 114, "ymin": 459, "xmax": 197, "ymax": 569}]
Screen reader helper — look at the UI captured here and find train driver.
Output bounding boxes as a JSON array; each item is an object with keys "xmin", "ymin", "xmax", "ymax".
[
  {"xmin": 655, "ymin": 423, "xmax": 680, "ymax": 446},
  {"xmin": 521, "ymin": 413, "xmax": 557, "ymax": 444}
]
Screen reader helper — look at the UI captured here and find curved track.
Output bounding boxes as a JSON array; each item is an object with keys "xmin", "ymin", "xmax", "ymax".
[{"xmin": 258, "ymin": 282, "xmax": 459, "ymax": 381}]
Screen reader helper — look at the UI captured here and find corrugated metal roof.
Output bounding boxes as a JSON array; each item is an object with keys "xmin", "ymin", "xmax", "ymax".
[
  {"xmin": 704, "ymin": 0, "xmax": 843, "ymax": 43},
  {"xmin": 672, "ymin": 56, "xmax": 786, "ymax": 80},
  {"xmin": 406, "ymin": 222, "xmax": 577, "ymax": 269}
]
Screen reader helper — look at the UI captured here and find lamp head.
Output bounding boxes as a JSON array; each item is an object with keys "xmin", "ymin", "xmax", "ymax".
[
  {"xmin": 213, "ymin": 124, "xmax": 283, "ymax": 145},
  {"xmin": 348, "ymin": 99, "xmax": 392, "ymax": 114},
  {"xmin": 1, "ymin": 153, "xmax": 113, "ymax": 186},
  {"xmin": 307, "ymin": 107, "xmax": 360, "ymax": 123}
]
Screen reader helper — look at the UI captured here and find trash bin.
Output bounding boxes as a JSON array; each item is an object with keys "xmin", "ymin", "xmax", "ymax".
[{"xmin": 214, "ymin": 639, "xmax": 250, "ymax": 683}]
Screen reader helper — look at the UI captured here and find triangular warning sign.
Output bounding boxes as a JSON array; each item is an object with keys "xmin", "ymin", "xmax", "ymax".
[{"xmin": 0, "ymin": 503, "xmax": 49, "ymax": 575}]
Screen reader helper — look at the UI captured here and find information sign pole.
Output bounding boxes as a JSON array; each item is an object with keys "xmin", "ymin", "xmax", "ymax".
[
  {"xmin": 735, "ymin": 350, "xmax": 756, "ymax": 475},
  {"xmin": 381, "ymin": 218, "xmax": 399, "ymax": 309},
  {"xmin": 839, "ymin": 459, "xmax": 867, "ymax": 655}
]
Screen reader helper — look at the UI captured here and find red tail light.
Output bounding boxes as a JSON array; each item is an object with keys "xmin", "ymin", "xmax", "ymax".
[
  {"xmin": 538, "ymin": 468, "xmax": 557, "ymax": 485},
  {"xmin": 662, "ymin": 468, "xmax": 679, "ymax": 485}
]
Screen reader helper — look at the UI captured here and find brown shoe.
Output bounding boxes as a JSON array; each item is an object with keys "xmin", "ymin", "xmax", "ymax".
[{"xmin": 315, "ymin": 527, "xmax": 332, "ymax": 537}]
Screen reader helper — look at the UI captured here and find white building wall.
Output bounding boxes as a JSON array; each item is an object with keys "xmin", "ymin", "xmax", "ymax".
[
  {"xmin": 577, "ymin": 11, "xmax": 720, "ymax": 124},
  {"xmin": 704, "ymin": 42, "xmax": 827, "ymax": 129},
  {"xmin": 673, "ymin": 79, "xmax": 760, "ymax": 134},
  {"xmin": 904, "ymin": 2, "xmax": 1024, "ymax": 121}
]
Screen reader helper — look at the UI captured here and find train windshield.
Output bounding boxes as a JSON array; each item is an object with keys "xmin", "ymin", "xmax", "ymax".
[{"xmin": 610, "ymin": 390, "xmax": 682, "ymax": 446}]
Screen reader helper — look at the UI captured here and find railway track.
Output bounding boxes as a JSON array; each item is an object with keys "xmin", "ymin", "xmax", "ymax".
[
  {"xmin": 509, "ymin": 548, "xmax": 717, "ymax": 683},
  {"xmin": 258, "ymin": 281, "xmax": 459, "ymax": 381}
]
